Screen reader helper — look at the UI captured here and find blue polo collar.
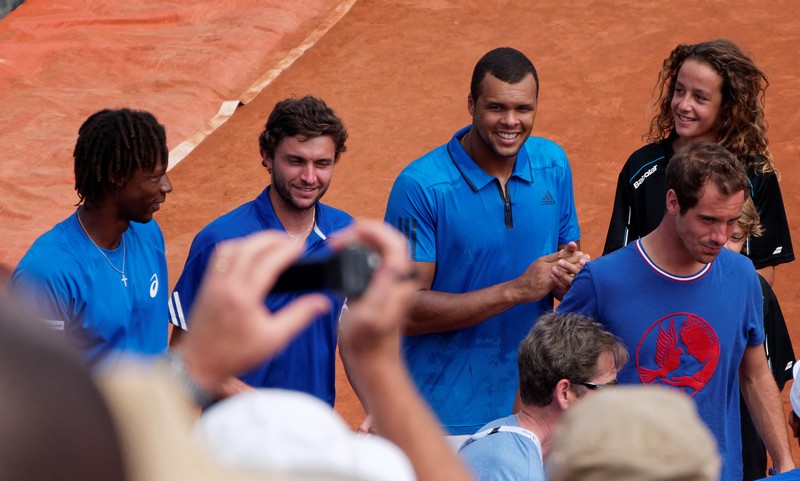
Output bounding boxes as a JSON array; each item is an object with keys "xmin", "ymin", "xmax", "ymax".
[
  {"xmin": 253, "ymin": 186, "xmax": 325, "ymax": 246},
  {"xmin": 446, "ymin": 126, "xmax": 534, "ymax": 191}
]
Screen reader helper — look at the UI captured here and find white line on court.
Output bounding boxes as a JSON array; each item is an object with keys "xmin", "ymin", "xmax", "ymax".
[{"xmin": 168, "ymin": 0, "xmax": 358, "ymax": 171}]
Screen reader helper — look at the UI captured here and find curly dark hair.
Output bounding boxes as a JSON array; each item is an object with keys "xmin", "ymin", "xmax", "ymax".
[
  {"xmin": 258, "ymin": 96, "xmax": 347, "ymax": 161},
  {"xmin": 646, "ymin": 39, "xmax": 773, "ymax": 173},
  {"xmin": 73, "ymin": 108, "xmax": 167, "ymax": 206}
]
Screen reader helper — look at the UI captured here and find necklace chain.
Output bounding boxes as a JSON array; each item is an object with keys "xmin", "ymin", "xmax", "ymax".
[
  {"xmin": 286, "ymin": 210, "xmax": 316, "ymax": 242},
  {"xmin": 76, "ymin": 209, "xmax": 128, "ymax": 287}
]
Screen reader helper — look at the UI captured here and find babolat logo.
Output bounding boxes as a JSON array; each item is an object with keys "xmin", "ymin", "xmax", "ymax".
[
  {"xmin": 541, "ymin": 191, "xmax": 556, "ymax": 205},
  {"xmin": 633, "ymin": 165, "xmax": 658, "ymax": 189}
]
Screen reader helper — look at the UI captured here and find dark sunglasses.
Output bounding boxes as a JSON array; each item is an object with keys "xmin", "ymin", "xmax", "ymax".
[{"xmin": 575, "ymin": 379, "xmax": 618, "ymax": 390}]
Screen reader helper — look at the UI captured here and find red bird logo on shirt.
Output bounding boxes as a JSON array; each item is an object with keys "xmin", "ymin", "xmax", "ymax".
[
  {"xmin": 640, "ymin": 320, "xmax": 684, "ymax": 382},
  {"xmin": 636, "ymin": 313, "xmax": 720, "ymax": 397}
]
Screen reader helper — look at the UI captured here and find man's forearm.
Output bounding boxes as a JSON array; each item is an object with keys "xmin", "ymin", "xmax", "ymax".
[
  {"xmin": 405, "ymin": 281, "xmax": 546, "ymax": 336},
  {"xmin": 745, "ymin": 388, "xmax": 793, "ymax": 470},
  {"xmin": 338, "ymin": 336, "xmax": 369, "ymax": 411},
  {"xmin": 741, "ymin": 352, "xmax": 795, "ymax": 472}
]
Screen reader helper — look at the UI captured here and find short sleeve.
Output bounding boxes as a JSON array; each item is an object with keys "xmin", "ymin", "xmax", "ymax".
[
  {"xmin": 168, "ymin": 241, "xmax": 214, "ymax": 331},
  {"xmin": 384, "ymin": 172, "xmax": 438, "ymax": 263},
  {"xmin": 556, "ymin": 264, "xmax": 599, "ymax": 319},
  {"xmin": 759, "ymin": 276, "xmax": 795, "ymax": 389},
  {"xmin": 745, "ymin": 270, "xmax": 765, "ymax": 347},
  {"xmin": 9, "ymin": 266, "xmax": 73, "ymax": 333},
  {"xmin": 556, "ymin": 155, "xmax": 581, "ymax": 245},
  {"xmin": 748, "ymin": 170, "xmax": 794, "ymax": 269},
  {"xmin": 603, "ymin": 167, "xmax": 633, "ymax": 255}
]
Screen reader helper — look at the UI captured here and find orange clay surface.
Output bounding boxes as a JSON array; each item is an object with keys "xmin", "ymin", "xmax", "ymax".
[{"xmin": 2, "ymin": 0, "xmax": 800, "ymax": 464}]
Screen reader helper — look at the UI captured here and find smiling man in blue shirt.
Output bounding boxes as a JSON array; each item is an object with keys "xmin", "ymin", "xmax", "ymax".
[
  {"xmin": 383, "ymin": 47, "xmax": 585, "ymax": 445},
  {"xmin": 169, "ymin": 96, "xmax": 352, "ymax": 405}
]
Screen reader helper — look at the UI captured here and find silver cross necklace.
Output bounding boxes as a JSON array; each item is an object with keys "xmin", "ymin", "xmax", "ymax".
[{"xmin": 76, "ymin": 209, "xmax": 128, "ymax": 287}]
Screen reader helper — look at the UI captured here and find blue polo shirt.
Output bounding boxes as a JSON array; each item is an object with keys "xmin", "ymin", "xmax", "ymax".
[
  {"xmin": 384, "ymin": 126, "xmax": 580, "ymax": 434},
  {"xmin": 169, "ymin": 187, "xmax": 353, "ymax": 406}
]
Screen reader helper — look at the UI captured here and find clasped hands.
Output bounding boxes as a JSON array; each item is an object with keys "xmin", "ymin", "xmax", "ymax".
[{"xmin": 514, "ymin": 241, "xmax": 590, "ymax": 303}]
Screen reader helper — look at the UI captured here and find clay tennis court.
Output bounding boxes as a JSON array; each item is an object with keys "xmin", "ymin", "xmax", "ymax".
[{"xmin": 3, "ymin": 0, "xmax": 800, "ymax": 461}]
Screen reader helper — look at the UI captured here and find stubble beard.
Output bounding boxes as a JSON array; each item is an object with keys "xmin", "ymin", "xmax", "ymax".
[{"xmin": 272, "ymin": 176, "xmax": 327, "ymax": 214}]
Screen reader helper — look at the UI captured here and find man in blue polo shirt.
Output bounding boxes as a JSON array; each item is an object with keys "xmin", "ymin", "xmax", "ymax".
[
  {"xmin": 10, "ymin": 108, "xmax": 172, "ymax": 367},
  {"xmin": 169, "ymin": 96, "xmax": 352, "ymax": 405},
  {"xmin": 382, "ymin": 47, "xmax": 585, "ymax": 445}
]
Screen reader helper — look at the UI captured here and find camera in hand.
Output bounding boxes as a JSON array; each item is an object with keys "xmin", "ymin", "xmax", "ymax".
[{"xmin": 272, "ymin": 245, "xmax": 380, "ymax": 298}]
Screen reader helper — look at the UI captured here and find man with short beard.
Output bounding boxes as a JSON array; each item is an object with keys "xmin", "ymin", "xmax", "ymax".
[{"xmin": 169, "ymin": 96, "xmax": 352, "ymax": 405}]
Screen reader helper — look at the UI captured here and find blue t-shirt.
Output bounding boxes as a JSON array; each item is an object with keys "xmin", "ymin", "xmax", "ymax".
[
  {"xmin": 10, "ymin": 211, "xmax": 169, "ymax": 366},
  {"xmin": 558, "ymin": 240, "xmax": 763, "ymax": 481},
  {"xmin": 384, "ymin": 126, "xmax": 580, "ymax": 434},
  {"xmin": 458, "ymin": 415, "xmax": 544, "ymax": 481},
  {"xmin": 169, "ymin": 187, "xmax": 352, "ymax": 406}
]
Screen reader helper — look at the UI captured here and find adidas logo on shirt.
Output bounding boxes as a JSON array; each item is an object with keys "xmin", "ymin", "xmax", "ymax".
[{"xmin": 541, "ymin": 191, "xmax": 555, "ymax": 205}]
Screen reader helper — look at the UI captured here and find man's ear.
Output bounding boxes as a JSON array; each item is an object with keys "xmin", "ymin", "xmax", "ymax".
[
  {"xmin": 467, "ymin": 93, "xmax": 475, "ymax": 117},
  {"xmin": 553, "ymin": 379, "xmax": 573, "ymax": 411},
  {"xmin": 666, "ymin": 189, "xmax": 680, "ymax": 215},
  {"xmin": 261, "ymin": 152, "xmax": 272, "ymax": 173}
]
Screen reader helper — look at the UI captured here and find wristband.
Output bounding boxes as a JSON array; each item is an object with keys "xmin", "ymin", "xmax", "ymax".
[{"xmin": 161, "ymin": 350, "xmax": 214, "ymax": 407}]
